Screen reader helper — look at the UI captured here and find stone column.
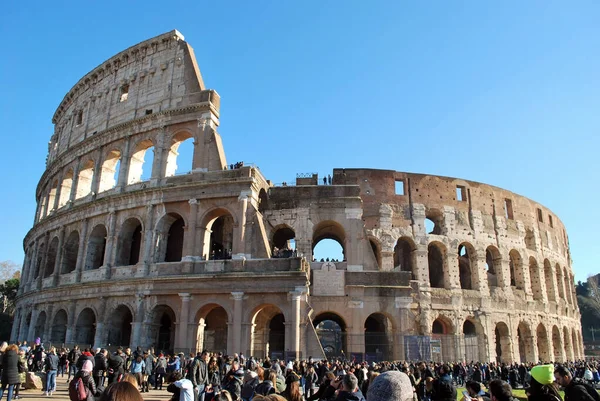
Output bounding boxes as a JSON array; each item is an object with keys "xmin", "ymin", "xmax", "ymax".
[
  {"xmin": 10, "ymin": 309, "xmax": 21, "ymax": 342},
  {"xmin": 230, "ymin": 292, "xmax": 244, "ymax": 354},
  {"xmin": 131, "ymin": 295, "xmax": 146, "ymax": 347},
  {"xmin": 117, "ymin": 137, "xmax": 131, "ymax": 189},
  {"xmin": 103, "ymin": 210, "xmax": 118, "ymax": 277},
  {"xmin": 233, "ymin": 192, "xmax": 249, "ymax": 259},
  {"xmin": 446, "ymin": 248, "xmax": 460, "ymax": 290},
  {"xmin": 68, "ymin": 158, "xmax": 81, "ymax": 203},
  {"xmin": 27, "ymin": 308, "xmax": 39, "ymax": 343},
  {"xmin": 52, "ymin": 226, "xmax": 66, "ymax": 286},
  {"xmin": 90, "ymin": 149, "xmax": 104, "ymax": 196},
  {"xmin": 65, "ymin": 301, "xmax": 77, "ymax": 344},
  {"xmin": 182, "ymin": 200, "xmax": 199, "ymax": 271},
  {"xmin": 43, "ymin": 304, "xmax": 54, "ymax": 343},
  {"xmin": 141, "ymin": 204, "xmax": 155, "ymax": 275},
  {"xmin": 176, "ymin": 293, "xmax": 191, "ymax": 351},
  {"xmin": 413, "ymin": 247, "xmax": 429, "ymax": 286},
  {"xmin": 75, "ymin": 219, "xmax": 89, "ymax": 282},
  {"xmin": 37, "ymin": 233, "xmax": 50, "ymax": 289},
  {"xmin": 94, "ymin": 297, "xmax": 108, "ymax": 347},
  {"xmin": 288, "ymin": 291, "xmax": 302, "ymax": 359}
]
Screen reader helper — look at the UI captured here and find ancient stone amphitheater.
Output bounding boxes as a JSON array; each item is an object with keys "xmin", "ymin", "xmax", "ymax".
[{"xmin": 13, "ymin": 30, "xmax": 583, "ymax": 363}]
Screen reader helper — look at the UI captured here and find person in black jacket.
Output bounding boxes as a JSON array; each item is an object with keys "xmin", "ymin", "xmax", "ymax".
[
  {"xmin": 70, "ymin": 360, "xmax": 97, "ymax": 401},
  {"xmin": 93, "ymin": 349, "xmax": 108, "ymax": 389},
  {"xmin": 555, "ymin": 365, "xmax": 600, "ymax": 401},
  {"xmin": 107, "ymin": 351, "xmax": 125, "ymax": 385},
  {"xmin": 44, "ymin": 347, "xmax": 60, "ymax": 396},
  {"xmin": 188, "ymin": 351, "xmax": 209, "ymax": 401},
  {"xmin": 308, "ymin": 371, "xmax": 337, "ymax": 401},
  {"xmin": 0, "ymin": 344, "xmax": 20, "ymax": 401}
]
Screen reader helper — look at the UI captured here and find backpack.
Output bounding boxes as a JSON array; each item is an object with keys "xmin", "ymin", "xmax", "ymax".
[
  {"xmin": 573, "ymin": 378, "xmax": 600, "ymax": 401},
  {"xmin": 69, "ymin": 377, "xmax": 88, "ymax": 401},
  {"xmin": 254, "ymin": 381, "xmax": 274, "ymax": 396},
  {"xmin": 241, "ymin": 378, "xmax": 258, "ymax": 399}
]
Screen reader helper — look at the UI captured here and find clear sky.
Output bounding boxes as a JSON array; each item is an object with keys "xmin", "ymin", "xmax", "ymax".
[{"xmin": 1, "ymin": 1, "xmax": 598, "ymax": 281}]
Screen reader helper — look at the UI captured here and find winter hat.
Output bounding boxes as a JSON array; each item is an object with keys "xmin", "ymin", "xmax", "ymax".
[
  {"xmin": 530, "ymin": 364, "xmax": 555, "ymax": 385},
  {"xmin": 367, "ymin": 371, "xmax": 413, "ymax": 401},
  {"xmin": 82, "ymin": 360, "xmax": 93, "ymax": 372},
  {"xmin": 286, "ymin": 361, "xmax": 294, "ymax": 370}
]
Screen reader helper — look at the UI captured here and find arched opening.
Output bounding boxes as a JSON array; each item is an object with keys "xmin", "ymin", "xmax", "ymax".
[
  {"xmin": 431, "ymin": 316, "xmax": 454, "ymax": 362},
  {"xmin": 462, "ymin": 319, "xmax": 481, "ymax": 362},
  {"xmin": 99, "ymin": 149, "xmax": 121, "ymax": 192},
  {"xmin": 198, "ymin": 306, "xmax": 228, "ymax": 354},
  {"xmin": 369, "ymin": 239, "xmax": 382, "ymax": 269},
  {"xmin": 156, "ymin": 213, "xmax": 185, "ymax": 262},
  {"xmin": 517, "ymin": 322, "xmax": 534, "ymax": 363},
  {"xmin": 509, "ymin": 250, "xmax": 524, "ymax": 289},
  {"xmin": 61, "ymin": 231, "xmax": 79, "ymax": 273},
  {"xmin": 251, "ymin": 305, "xmax": 285, "ymax": 359},
  {"xmin": 312, "ymin": 221, "xmax": 346, "ymax": 262},
  {"xmin": 536, "ymin": 323, "xmax": 550, "ymax": 363},
  {"xmin": 394, "ymin": 237, "xmax": 416, "ymax": 279},
  {"xmin": 258, "ymin": 189, "xmax": 269, "ymax": 213},
  {"xmin": 76, "ymin": 160, "xmax": 94, "ymax": 199},
  {"xmin": 34, "ymin": 246, "xmax": 44, "ymax": 279},
  {"xmin": 127, "ymin": 139, "xmax": 155, "ymax": 184},
  {"xmin": 148, "ymin": 305, "xmax": 176, "ymax": 353},
  {"xmin": 75, "ymin": 308, "xmax": 96, "ymax": 346},
  {"xmin": 556, "ymin": 264, "xmax": 565, "ymax": 300},
  {"xmin": 209, "ymin": 215, "xmax": 234, "ymax": 260},
  {"xmin": 38, "ymin": 195, "xmax": 48, "ymax": 221},
  {"xmin": 552, "ymin": 325, "xmax": 563, "ymax": 362},
  {"xmin": 116, "ymin": 218, "xmax": 143, "ymax": 266},
  {"xmin": 50, "ymin": 309, "xmax": 68, "ymax": 344},
  {"xmin": 272, "ymin": 226, "xmax": 296, "ymax": 258},
  {"xmin": 47, "ymin": 180, "xmax": 59, "ymax": 212},
  {"xmin": 22, "ymin": 313, "xmax": 31, "ymax": 342},
  {"xmin": 34, "ymin": 311, "xmax": 47, "ymax": 340},
  {"xmin": 58, "ymin": 169, "xmax": 74, "ymax": 208},
  {"xmin": 44, "ymin": 237, "xmax": 59, "ymax": 278},
  {"xmin": 563, "ymin": 327, "xmax": 573, "ymax": 361},
  {"xmin": 313, "ymin": 312, "xmax": 347, "ymax": 359},
  {"xmin": 428, "ymin": 242, "xmax": 446, "ymax": 288},
  {"xmin": 425, "ymin": 209, "xmax": 443, "ymax": 235},
  {"xmin": 458, "ymin": 243, "xmax": 475, "ymax": 290},
  {"xmin": 544, "ymin": 260, "xmax": 556, "ymax": 302},
  {"xmin": 563, "ymin": 267, "xmax": 572, "ymax": 305},
  {"xmin": 85, "ymin": 224, "xmax": 107, "ymax": 270},
  {"xmin": 485, "ymin": 246, "xmax": 501, "ymax": 288},
  {"xmin": 529, "ymin": 257, "xmax": 542, "ymax": 300},
  {"xmin": 165, "ymin": 132, "xmax": 194, "ymax": 177},
  {"xmin": 107, "ymin": 305, "xmax": 133, "ymax": 347},
  {"xmin": 494, "ymin": 322, "xmax": 512, "ymax": 363},
  {"xmin": 364, "ymin": 313, "xmax": 392, "ymax": 361}
]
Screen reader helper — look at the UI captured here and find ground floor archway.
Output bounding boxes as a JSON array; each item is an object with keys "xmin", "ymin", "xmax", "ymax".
[
  {"xmin": 75, "ymin": 308, "xmax": 96, "ymax": 346},
  {"xmin": 107, "ymin": 305, "xmax": 133, "ymax": 347},
  {"xmin": 147, "ymin": 305, "xmax": 176, "ymax": 353},
  {"xmin": 364, "ymin": 313, "xmax": 393, "ymax": 362},
  {"xmin": 196, "ymin": 305, "xmax": 229, "ymax": 354},
  {"xmin": 313, "ymin": 312, "xmax": 347, "ymax": 359},
  {"xmin": 251, "ymin": 305, "xmax": 285, "ymax": 359},
  {"xmin": 50, "ymin": 310, "xmax": 68, "ymax": 344}
]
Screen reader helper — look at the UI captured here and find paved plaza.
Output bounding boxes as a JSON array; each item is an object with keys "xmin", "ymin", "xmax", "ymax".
[{"xmin": 18, "ymin": 380, "xmax": 171, "ymax": 401}]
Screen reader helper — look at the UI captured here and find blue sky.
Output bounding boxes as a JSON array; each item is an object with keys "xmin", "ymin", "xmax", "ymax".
[{"xmin": 1, "ymin": 1, "xmax": 598, "ymax": 281}]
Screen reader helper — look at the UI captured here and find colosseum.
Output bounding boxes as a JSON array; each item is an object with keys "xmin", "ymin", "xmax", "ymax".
[{"xmin": 12, "ymin": 30, "xmax": 583, "ymax": 363}]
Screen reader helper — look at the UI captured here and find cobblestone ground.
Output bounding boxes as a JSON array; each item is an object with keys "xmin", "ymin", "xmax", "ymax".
[{"xmin": 20, "ymin": 379, "xmax": 172, "ymax": 401}]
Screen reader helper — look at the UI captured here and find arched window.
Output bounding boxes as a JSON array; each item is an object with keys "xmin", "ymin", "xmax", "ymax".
[
  {"xmin": 258, "ymin": 189, "xmax": 269, "ymax": 213},
  {"xmin": 165, "ymin": 217, "xmax": 185, "ymax": 262},
  {"xmin": 165, "ymin": 132, "xmax": 194, "ymax": 177},
  {"xmin": 485, "ymin": 246, "xmax": 501, "ymax": 288},
  {"xmin": 543, "ymin": 259, "xmax": 556, "ymax": 302},
  {"xmin": 44, "ymin": 237, "xmax": 59, "ymax": 278},
  {"xmin": 428, "ymin": 242, "xmax": 446, "ymax": 288},
  {"xmin": 425, "ymin": 209, "xmax": 444, "ymax": 235},
  {"xmin": 272, "ymin": 226, "xmax": 295, "ymax": 258},
  {"xmin": 128, "ymin": 139, "xmax": 155, "ymax": 184},
  {"xmin": 509, "ymin": 250, "xmax": 524, "ymax": 289},
  {"xmin": 529, "ymin": 257, "xmax": 543, "ymax": 300},
  {"xmin": 209, "ymin": 215, "xmax": 234, "ymax": 260},
  {"xmin": 556, "ymin": 264, "xmax": 565, "ymax": 300},
  {"xmin": 61, "ymin": 231, "xmax": 79, "ymax": 273},
  {"xmin": 85, "ymin": 224, "xmax": 107, "ymax": 270},
  {"xmin": 58, "ymin": 169, "xmax": 74, "ymax": 208},
  {"xmin": 458, "ymin": 243, "xmax": 475, "ymax": 290},
  {"xmin": 76, "ymin": 160, "xmax": 94, "ymax": 199},
  {"xmin": 394, "ymin": 237, "xmax": 416, "ymax": 278},
  {"xmin": 99, "ymin": 149, "xmax": 121, "ymax": 192},
  {"xmin": 116, "ymin": 218, "xmax": 143, "ymax": 266},
  {"xmin": 312, "ymin": 221, "xmax": 346, "ymax": 262},
  {"xmin": 47, "ymin": 180, "xmax": 59, "ymax": 212}
]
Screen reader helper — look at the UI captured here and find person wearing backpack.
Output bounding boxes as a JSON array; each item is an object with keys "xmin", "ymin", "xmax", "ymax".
[
  {"xmin": 254, "ymin": 370, "xmax": 277, "ymax": 397},
  {"xmin": 555, "ymin": 365, "xmax": 600, "ymax": 401},
  {"xmin": 69, "ymin": 360, "xmax": 96, "ymax": 401},
  {"xmin": 67, "ymin": 346, "xmax": 81, "ymax": 383},
  {"xmin": 240, "ymin": 371, "xmax": 259, "ymax": 401}
]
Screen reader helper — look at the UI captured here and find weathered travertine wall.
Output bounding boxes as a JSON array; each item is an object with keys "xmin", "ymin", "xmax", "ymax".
[{"xmin": 13, "ymin": 31, "xmax": 582, "ymax": 363}]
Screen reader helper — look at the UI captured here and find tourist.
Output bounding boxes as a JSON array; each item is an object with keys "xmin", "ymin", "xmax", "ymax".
[
  {"xmin": 366, "ymin": 370, "xmax": 414, "ymax": 401},
  {"xmin": 99, "ymin": 381, "xmax": 143, "ymax": 401},
  {"xmin": 44, "ymin": 346, "xmax": 59, "ymax": 396},
  {"xmin": 280, "ymin": 374, "xmax": 301, "ymax": 401},
  {"xmin": 168, "ymin": 371, "xmax": 195, "ymax": 401},
  {"xmin": 526, "ymin": 364, "xmax": 562, "ymax": 401},
  {"xmin": 107, "ymin": 349, "xmax": 125, "ymax": 385},
  {"xmin": 154, "ymin": 353, "xmax": 168, "ymax": 390},
  {"xmin": 69, "ymin": 359, "xmax": 97, "ymax": 401},
  {"xmin": 554, "ymin": 365, "xmax": 600, "ymax": 401},
  {"xmin": 240, "ymin": 371, "xmax": 258, "ymax": 401},
  {"xmin": 488, "ymin": 380, "xmax": 517, "ymax": 401},
  {"xmin": 333, "ymin": 373, "xmax": 365, "ymax": 401},
  {"xmin": 12, "ymin": 347, "xmax": 26, "ymax": 400},
  {"xmin": 93, "ymin": 349, "xmax": 108, "ymax": 389},
  {"xmin": 0, "ymin": 344, "xmax": 20, "ymax": 401},
  {"xmin": 68, "ymin": 346, "xmax": 81, "ymax": 382},
  {"xmin": 255, "ymin": 370, "xmax": 277, "ymax": 396},
  {"xmin": 462, "ymin": 380, "xmax": 491, "ymax": 401},
  {"xmin": 129, "ymin": 356, "xmax": 145, "ymax": 390},
  {"xmin": 303, "ymin": 364, "xmax": 318, "ymax": 398}
]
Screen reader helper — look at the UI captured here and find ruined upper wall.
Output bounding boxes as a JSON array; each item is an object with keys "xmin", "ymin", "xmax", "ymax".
[{"xmin": 47, "ymin": 30, "xmax": 210, "ymax": 165}]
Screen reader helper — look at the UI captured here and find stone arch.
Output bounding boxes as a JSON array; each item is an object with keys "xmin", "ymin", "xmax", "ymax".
[
  {"xmin": 556, "ymin": 264, "xmax": 565, "ymax": 300},
  {"xmin": 165, "ymin": 130, "xmax": 194, "ymax": 177},
  {"xmin": 394, "ymin": 237, "xmax": 417, "ymax": 279},
  {"xmin": 38, "ymin": 193, "xmax": 48, "ymax": 221},
  {"xmin": 517, "ymin": 321, "xmax": 535, "ymax": 363},
  {"xmin": 543, "ymin": 259, "xmax": 556, "ymax": 302},
  {"xmin": 428, "ymin": 241, "xmax": 447, "ymax": 289},
  {"xmin": 529, "ymin": 257, "xmax": 543, "ymax": 300},
  {"xmin": 251, "ymin": 304, "xmax": 286, "ymax": 359},
  {"xmin": 76, "ymin": 159, "xmax": 94, "ymax": 199},
  {"xmin": 431, "ymin": 315, "xmax": 455, "ymax": 362},
  {"xmin": 509, "ymin": 250, "xmax": 525, "ymax": 290},
  {"xmin": 116, "ymin": 217, "xmax": 143, "ymax": 266},
  {"xmin": 425, "ymin": 208, "xmax": 444, "ymax": 235},
  {"xmin": 313, "ymin": 312, "xmax": 347, "ymax": 359},
  {"xmin": 34, "ymin": 242, "xmax": 45, "ymax": 279},
  {"xmin": 58, "ymin": 168, "xmax": 74, "ymax": 208},
  {"xmin": 312, "ymin": 220, "xmax": 346, "ymax": 262},
  {"xmin": 99, "ymin": 149, "xmax": 121, "ymax": 192},
  {"xmin": 44, "ymin": 236, "xmax": 59, "ymax": 278},
  {"xmin": 458, "ymin": 242, "xmax": 477, "ymax": 290},
  {"xmin": 85, "ymin": 224, "xmax": 107, "ymax": 270},
  {"xmin": 156, "ymin": 213, "xmax": 185, "ymax": 262},
  {"xmin": 494, "ymin": 321, "xmax": 512, "ymax": 363},
  {"xmin": 536, "ymin": 323, "xmax": 550, "ymax": 362},
  {"xmin": 61, "ymin": 230, "xmax": 79, "ymax": 273},
  {"xmin": 271, "ymin": 225, "xmax": 296, "ymax": 258},
  {"xmin": 50, "ymin": 309, "xmax": 68, "ymax": 344},
  {"xmin": 47, "ymin": 179, "xmax": 59, "ymax": 212},
  {"xmin": 34, "ymin": 311, "xmax": 47, "ymax": 340},
  {"xmin": 258, "ymin": 188, "xmax": 269, "ymax": 213},
  {"xmin": 127, "ymin": 138, "xmax": 155, "ymax": 184},
  {"xmin": 552, "ymin": 325, "xmax": 563, "ymax": 362},
  {"xmin": 485, "ymin": 246, "xmax": 501, "ymax": 289},
  {"xmin": 563, "ymin": 326, "xmax": 574, "ymax": 361},
  {"xmin": 147, "ymin": 305, "xmax": 176, "ymax": 353},
  {"xmin": 364, "ymin": 313, "xmax": 394, "ymax": 361},
  {"xmin": 107, "ymin": 304, "xmax": 134, "ymax": 347},
  {"xmin": 196, "ymin": 303, "xmax": 229, "ymax": 354},
  {"xmin": 368, "ymin": 237, "xmax": 382, "ymax": 270},
  {"xmin": 75, "ymin": 308, "xmax": 96, "ymax": 346},
  {"xmin": 462, "ymin": 318, "xmax": 484, "ymax": 362}
]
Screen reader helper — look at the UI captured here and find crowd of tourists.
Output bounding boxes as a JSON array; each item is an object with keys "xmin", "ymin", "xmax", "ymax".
[{"xmin": 1, "ymin": 340, "xmax": 600, "ymax": 401}]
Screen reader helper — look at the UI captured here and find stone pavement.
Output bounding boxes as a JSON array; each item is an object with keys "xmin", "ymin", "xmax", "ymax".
[{"xmin": 19, "ymin": 379, "xmax": 172, "ymax": 401}]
